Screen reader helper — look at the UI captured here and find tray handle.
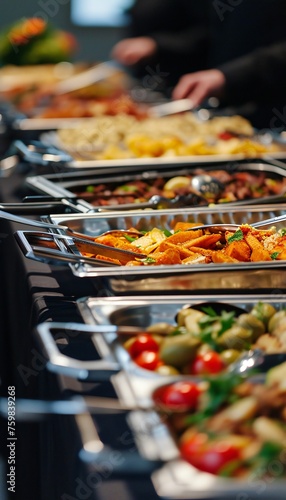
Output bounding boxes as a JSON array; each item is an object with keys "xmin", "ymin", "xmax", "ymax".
[
  {"xmin": 34, "ymin": 321, "xmax": 121, "ymax": 381},
  {"xmin": 76, "ymin": 410, "xmax": 162, "ymax": 476},
  {"xmin": 14, "ymin": 230, "xmax": 118, "ymax": 268},
  {"xmin": 0, "ymin": 396, "xmax": 162, "ymax": 475},
  {"xmin": 8, "ymin": 139, "xmax": 73, "ymax": 166}
]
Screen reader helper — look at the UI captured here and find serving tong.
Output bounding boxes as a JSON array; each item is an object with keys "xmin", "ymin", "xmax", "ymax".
[
  {"xmin": 0, "ymin": 210, "xmax": 146, "ymax": 264},
  {"xmin": 3, "ymin": 209, "xmax": 286, "ymax": 267}
]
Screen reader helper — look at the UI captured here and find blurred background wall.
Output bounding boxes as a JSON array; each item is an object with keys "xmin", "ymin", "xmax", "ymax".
[{"xmin": 0, "ymin": 0, "xmax": 126, "ymax": 62}]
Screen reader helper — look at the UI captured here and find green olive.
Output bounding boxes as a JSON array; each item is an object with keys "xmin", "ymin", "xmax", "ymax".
[
  {"xmin": 155, "ymin": 364, "xmax": 180, "ymax": 376},
  {"xmin": 184, "ymin": 310, "xmax": 206, "ymax": 334},
  {"xmin": 159, "ymin": 334, "xmax": 200, "ymax": 368},
  {"xmin": 220, "ymin": 349, "xmax": 242, "ymax": 365},
  {"xmin": 236, "ymin": 314, "xmax": 265, "ymax": 341},
  {"xmin": 268, "ymin": 310, "xmax": 286, "ymax": 333},
  {"xmin": 217, "ymin": 325, "xmax": 253, "ymax": 350},
  {"xmin": 147, "ymin": 322, "xmax": 175, "ymax": 335},
  {"xmin": 250, "ymin": 302, "xmax": 277, "ymax": 327},
  {"xmin": 176, "ymin": 308, "xmax": 205, "ymax": 334}
]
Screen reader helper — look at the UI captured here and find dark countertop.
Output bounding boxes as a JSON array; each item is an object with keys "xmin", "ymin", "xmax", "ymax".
[{"xmin": 0, "ymin": 163, "xmax": 162, "ymax": 500}]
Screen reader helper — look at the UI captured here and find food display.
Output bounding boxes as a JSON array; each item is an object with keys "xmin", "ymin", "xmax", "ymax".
[
  {"xmin": 0, "ymin": 67, "xmax": 136, "ymax": 118},
  {"xmin": 152, "ymin": 362, "xmax": 286, "ymax": 480},
  {"xmin": 3, "ymin": 12, "xmax": 286, "ymax": 500},
  {"xmin": 18, "ymin": 92, "xmax": 147, "ymax": 119},
  {"xmin": 69, "ymin": 168, "xmax": 286, "ymax": 206},
  {"xmin": 77, "ymin": 222, "xmax": 286, "ymax": 267},
  {"xmin": 54, "ymin": 113, "xmax": 280, "ymax": 160},
  {"xmin": 121, "ymin": 301, "xmax": 285, "ymax": 375}
]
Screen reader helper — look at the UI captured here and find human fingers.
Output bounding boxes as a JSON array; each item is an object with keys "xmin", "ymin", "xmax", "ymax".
[
  {"xmin": 112, "ymin": 37, "xmax": 157, "ymax": 65},
  {"xmin": 172, "ymin": 70, "xmax": 226, "ymax": 106},
  {"xmin": 172, "ymin": 74, "xmax": 200, "ymax": 100}
]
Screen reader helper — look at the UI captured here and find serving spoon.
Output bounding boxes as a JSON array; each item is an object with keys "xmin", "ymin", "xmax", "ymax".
[
  {"xmin": 98, "ymin": 192, "xmax": 209, "ymax": 211},
  {"xmin": 96, "ymin": 213, "xmax": 286, "ymax": 239},
  {"xmin": 2, "ymin": 209, "xmax": 286, "ymax": 247},
  {"xmin": 184, "ymin": 213, "xmax": 286, "ymax": 233},
  {"xmin": 190, "ymin": 174, "xmax": 224, "ymax": 199}
]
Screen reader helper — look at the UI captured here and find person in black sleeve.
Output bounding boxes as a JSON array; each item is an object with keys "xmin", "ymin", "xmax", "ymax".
[
  {"xmin": 172, "ymin": 0, "xmax": 286, "ymax": 128},
  {"xmin": 112, "ymin": 0, "xmax": 210, "ymax": 90},
  {"xmin": 113, "ymin": 0, "xmax": 286, "ymax": 128}
]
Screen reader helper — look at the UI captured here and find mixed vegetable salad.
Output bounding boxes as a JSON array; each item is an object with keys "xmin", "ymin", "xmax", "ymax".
[
  {"xmin": 122, "ymin": 302, "xmax": 286, "ymax": 375},
  {"xmin": 152, "ymin": 362, "xmax": 286, "ymax": 479}
]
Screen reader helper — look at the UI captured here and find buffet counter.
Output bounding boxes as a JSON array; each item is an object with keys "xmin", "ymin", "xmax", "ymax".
[{"xmin": 1, "ymin": 103, "xmax": 286, "ymax": 500}]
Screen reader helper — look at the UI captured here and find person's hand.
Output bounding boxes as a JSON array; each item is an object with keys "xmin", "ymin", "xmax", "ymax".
[
  {"xmin": 172, "ymin": 69, "xmax": 226, "ymax": 107},
  {"xmin": 111, "ymin": 37, "xmax": 157, "ymax": 66}
]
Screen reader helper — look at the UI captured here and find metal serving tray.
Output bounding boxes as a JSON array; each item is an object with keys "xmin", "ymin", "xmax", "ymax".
[
  {"xmin": 41, "ymin": 129, "xmax": 286, "ymax": 169},
  {"xmin": 25, "ymin": 159, "xmax": 286, "ymax": 209},
  {"xmin": 43, "ymin": 206, "xmax": 286, "ymax": 294},
  {"xmin": 33, "ymin": 294, "xmax": 284, "ymax": 384},
  {"xmin": 34, "ymin": 295, "xmax": 286, "ymax": 499},
  {"xmin": 77, "ymin": 294, "xmax": 286, "ymax": 382}
]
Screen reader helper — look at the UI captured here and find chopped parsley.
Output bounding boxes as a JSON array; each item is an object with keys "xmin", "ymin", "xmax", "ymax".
[
  {"xmin": 271, "ymin": 251, "xmax": 280, "ymax": 260},
  {"xmin": 163, "ymin": 229, "xmax": 172, "ymax": 237},
  {"xmin": 185, "ymin": 373, "xmax": 243, "ymax": 425},
  {"xmin": 124, "ymin": 234, "xmax": 137, "ymax": 242},
  {"xmin": 143, "ymin": 256, "xmax": 156, "ymax": 264},
  {"xmin": 227, "ymin": 229, "xmax": 243, "ymax": 243},
  {"xmin": 199, "ymin": 307, "xmax": 236, "ymax": 337}
]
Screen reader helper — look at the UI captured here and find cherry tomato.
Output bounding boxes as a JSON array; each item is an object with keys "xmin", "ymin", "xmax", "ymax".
[
  {"xmin": 180, "ymin": 433, "xmax": 241, "ymax": 475},
  {"xmin": 128, "ymin": 333, "xmax": 159, "ymax": 359},
  {"xmin": 189, "ymin": 351, "xmax": 225, "ymax": 375},
  {"xmin": 134, "ymin": 350, "xmax": 162, "ymax": 371},
  {"xmin": 153, "ymin": 381, "xmax": 201, "ymax": 410}
]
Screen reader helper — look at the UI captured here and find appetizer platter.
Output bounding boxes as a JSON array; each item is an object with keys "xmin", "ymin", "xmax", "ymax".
[{"xmin": 13, "ymin": 206, "xmax": 286, "ymax": 293}]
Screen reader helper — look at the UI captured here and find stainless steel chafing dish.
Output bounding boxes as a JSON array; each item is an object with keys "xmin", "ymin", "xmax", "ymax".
[
  {"xmin": 25, "ymin": 159, "xmax": 286, "ymax": 210},
  {"xmin": 20, "ymin": 205, "xmax": 286, "ymax": 294},
  {"xmin": 32, "ymin": 294, "xmax": 286, "ymax": 499}
]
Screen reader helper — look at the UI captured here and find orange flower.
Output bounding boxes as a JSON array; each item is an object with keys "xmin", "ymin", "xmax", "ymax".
[{"xmin": 9, "ymin": 18, "xmax": 46, "ymax": 46}]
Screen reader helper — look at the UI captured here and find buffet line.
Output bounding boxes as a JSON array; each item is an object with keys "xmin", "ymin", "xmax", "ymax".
[{"xmin": 2, "ymin": 62, "xmax": 286, "ymax": 500}]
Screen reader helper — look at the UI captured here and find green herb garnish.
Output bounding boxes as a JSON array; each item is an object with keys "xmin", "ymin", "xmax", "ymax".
[
  {"xmin": 163, "ymin": 229, "xmax": 172, "ymax": 237},
  {"xmin": 124, "ymin": 234, "xmax": 137, "ymax": 242},
  {"xmin": 245, "ymin": 442, "xmax": 285, "ymax": 478},
  {"xmin": 143, "ymin": 256, "xmax": 156, "ymax": 264},
  {"xmin": 227, "ymin": 229, "xmax": 243, "ymax": 243},
  {"xmin": 199, "ymin": 308, "xmax": 236, "ymax": 337},
  {"xmin": 185, "ymin": 373, "xmax": 244, "ymax": 425},
  {"xmin": 118, "ymin": 184, "xmax": 138, "ymax": 192},
  {"xmin": 170, "ymin": 326, "xmax": 187, "ymax": 336},
  {"xmin": 271, "ymin": 251, "xmax": 280, "ymax": 260}
]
